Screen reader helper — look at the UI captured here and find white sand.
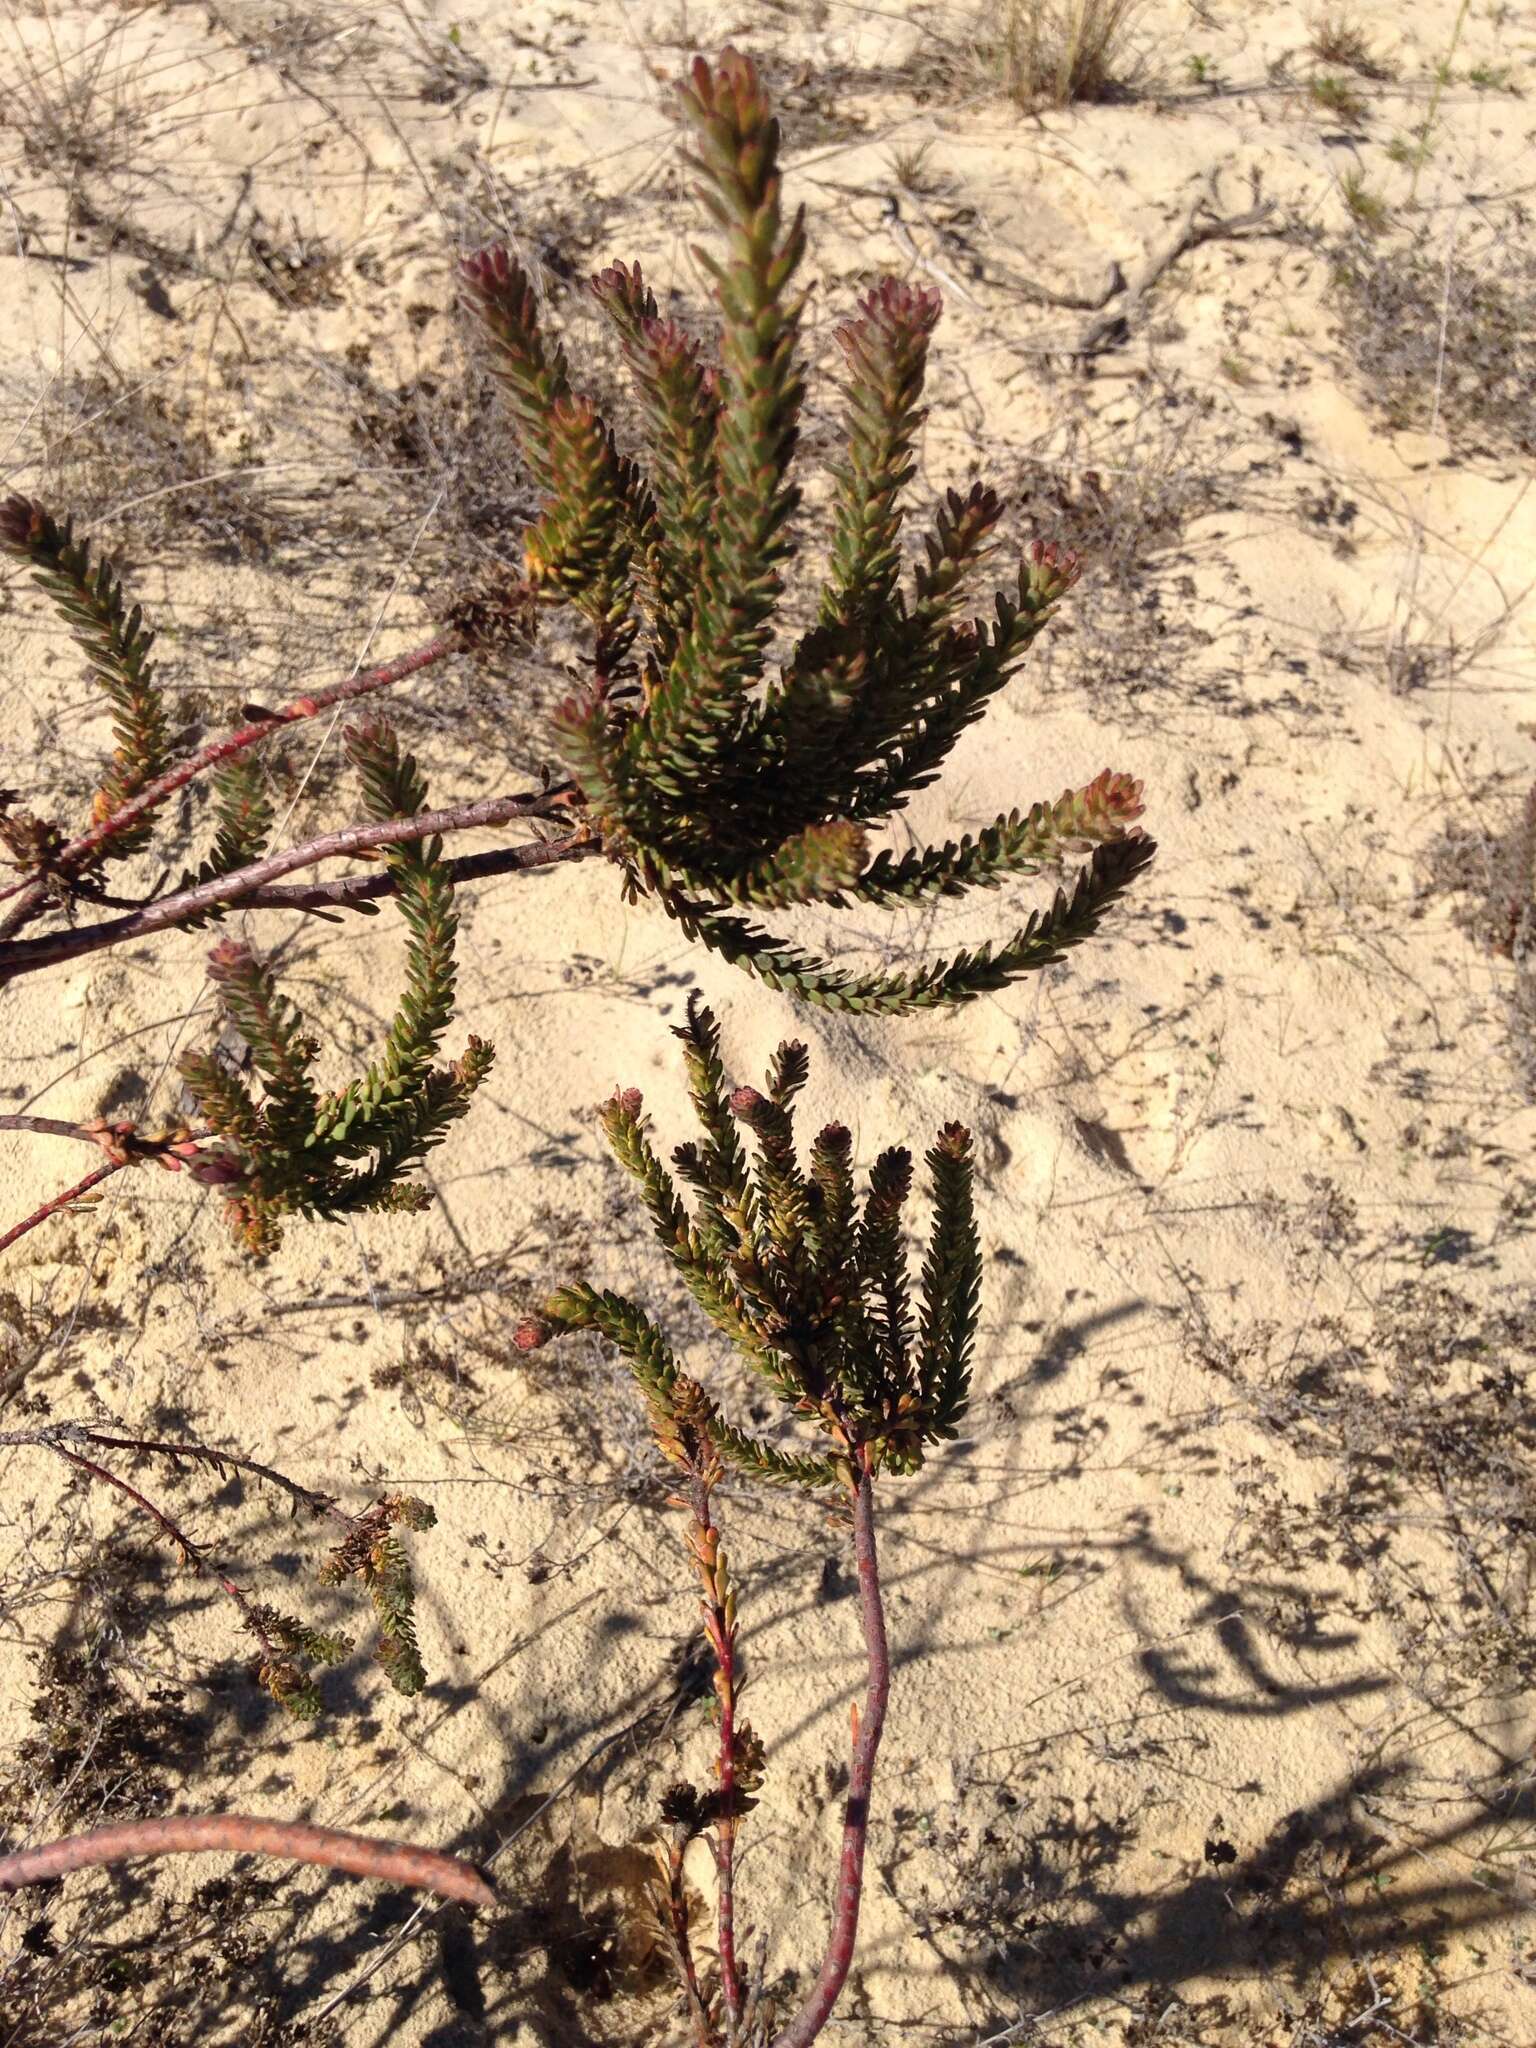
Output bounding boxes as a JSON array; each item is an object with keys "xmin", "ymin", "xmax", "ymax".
[{"xmin": 1, "ymin": 2, "xmax": 1533, "ymax": 2041}]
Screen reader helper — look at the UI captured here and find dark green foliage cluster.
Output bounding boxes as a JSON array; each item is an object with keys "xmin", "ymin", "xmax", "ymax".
[
  {"xmin": 178, "ymin": 720, "xmax": 492, "ymax": 1252},
  {"xmin": 0, "ymin": 495, "xmax": 170, "ymax": 861},
  {"xmin": 0, "ymin": 495, "xmax": 273, "ymax": 902},
  {"xmin": 244, "ymin": 1606, "xmax": 354, "ymax": 1721},
  {"xmin": 315, "ymin": 1493, "xmax": 437, "ymax": 1699},
  {"xmin": 459, "ymin": 47, "xmax": 1154, "ymax": 1015},
  {"xmin": 516, "ymin": 994, "xmax": 981, "ymax": 1483},
  {"xmin": 175, "ymin": 753, "xmax": 275, "ymax": 920},
  {"xmin": 252, "ymin": 1494, "xmax": 435, "ymax": 1715}
]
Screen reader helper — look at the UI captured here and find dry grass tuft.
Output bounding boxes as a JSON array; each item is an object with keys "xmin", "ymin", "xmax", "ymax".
[
  {"xmin": 984, "ymin": 0, "xmax": 1144, "ymax": 109},
  {"xmin": 1308, "ymin": 12, "xmax": 1391, "ymax": 78},
  {"xmin": 1308, "ymin": 72, "xmax": 1369, "ymax": 124}
]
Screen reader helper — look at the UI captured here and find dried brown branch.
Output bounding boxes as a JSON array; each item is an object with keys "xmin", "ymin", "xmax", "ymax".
[
  {"xmin": 0, "ymin": 1112, "xmax": 207, "ymax": 1157},
  {"xmin": 697, "ymin": 1464, "xmax": 745, "ymax": 2035},
  {"xmin": 1074, "ymin": 169, "xmax": 1280, "ymax": 357},
  {"xmin": 0, "ymin": 1114, "xmax": 113, "ymax": 1144},
  {"xmin": 657, "ymin": 1834, "xmax": 715, "ymax": 2048},
  {"xmin": 22, "ymin": 1433, "xmax": 288, "ymax": 1663},
  {"xmin": 0, "ymin": 1420, "xmax": 350, "ymax": 1525},
  {"xmin": 228, "ymin": 829, "xmax": 600, "ymax": 915}
]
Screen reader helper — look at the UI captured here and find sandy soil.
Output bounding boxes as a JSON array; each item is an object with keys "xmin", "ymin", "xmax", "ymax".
[{"xmin": 1, "ymin": 1, "xmax": 1534, "ymax": 2043}]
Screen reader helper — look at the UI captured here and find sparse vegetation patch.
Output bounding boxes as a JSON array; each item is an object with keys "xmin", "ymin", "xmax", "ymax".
[{"xmin": 1332, "ymin": 229, "xmax": 1536, "ymax": 457}]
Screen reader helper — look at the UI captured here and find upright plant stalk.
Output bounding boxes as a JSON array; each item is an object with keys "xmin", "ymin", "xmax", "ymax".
[
  {"xmin": 515, "ymin": 996, "xmax": 983, "ymax": 2042},
  {"xmin": 690, "ymin": 1465, "xmax": 746, "ymax": 2030},
  {"xmin": 770, "ymin": 1458, "xmax": 889, "ymax": 2048}
]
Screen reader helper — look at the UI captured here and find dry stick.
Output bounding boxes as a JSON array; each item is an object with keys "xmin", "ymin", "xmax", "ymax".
[
  {"xmin": 0, "ymin": 632, "xmax": 463, "ymax": 939},
  {"xmin": 661, "ymin": 1836, "xmax": 716, "ymax": 2048},
  {"xmin": 0, "ymin": 1113, "xmax": 208, "ymax": 1153},
  {"xmin": 879, "ymin": 195, "xmax": 984, "ymax": 311},
  {"xmin": 0, "ymin": 1421, "xmax": 351, "ymax": 1526},
  {"xmin": 0, "ymin": 1114, "xmax": 113, "ymax": 1144},
  {"xmin": 0, "ymin": 787, "xmax": 584, "ymax": 982},
  {"xmin": 230, "ymin": 832, "xmax": 600, "ymax": 915},
  {"xmin": 1073, "ymin": 171, "xmax": 1278, "ymax": 358},
  {"xmin": 0, "ymin": 1815, "xmax": 495, "ymax": 1908},
  {"xmin": 770, "ymin": 1460, "xmax": 890, "ymax": 2048},
  {"xmin": 35, "ymin": 1437, "xmax": 284, "ymax": 1662}
]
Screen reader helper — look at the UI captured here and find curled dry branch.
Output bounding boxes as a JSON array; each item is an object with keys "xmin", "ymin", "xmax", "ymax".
[{"xmin": 0, "ymin": 1815, "xmax": 495, "ymax": 1907}]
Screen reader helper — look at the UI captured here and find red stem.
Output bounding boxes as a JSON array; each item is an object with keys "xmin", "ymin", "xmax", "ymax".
[
  {"xmin": 0, "ymin": 634, "xmax": 461, "ymax": 938},
  {"xmin": 698, "ymin": 1476, "xmax": 744, "ymax": 2034},
  {"xmin": 0, "ymin": 1814, "xmax": 495, "ymax": 1907},
  {"xmin": 0, "ymin": 1159, "xmax": 121, "ymax": 1254},
  {"xmin": 0, "ymin": 788, "xmax": 583, "ymax": 983},
  {"xmin": 0, "ymin": 1126, "xmax": 219, "ymax": 1255},
  {"xmin": 769, "ymin": 1460, "xmax": 889, "ymax": 2048},
  {"xmin": 47, "ymin": 1441, "xmax": 278, "ymax": 1656}
]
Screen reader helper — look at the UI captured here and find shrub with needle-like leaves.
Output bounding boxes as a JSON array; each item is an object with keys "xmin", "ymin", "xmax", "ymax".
[
  {"xmin": 176, "ymin": 720, "xmax": 492, "ymax": 1253},
  {"xmin": 518, "ymin": 992, "xmax": 980, "ymax": 1483},
  {"xmin": 458, "ymin": 46, "xmax": 1154, "ymax": 1014},
  {"xmin": 0, "ymin": 1421, "xmax": 438, "ymax": 1719},
  {"xmin": 0, "ymin": 497, "xmax": 248, "ymax": 885},
  {"xmin": 0, "ymin": 501, "xmax": 171, "ymax": 864},
  {"xmin": 0, "ymin": 43, "xmax": 1150, "ymax": 1259},
  {"xmin": 513, "ymin": 994, "xmax": 982, "ymax": 2041},
  {"xmin": 0, "ymin": 51, "xmax": 1157, "ymax": 2026}
]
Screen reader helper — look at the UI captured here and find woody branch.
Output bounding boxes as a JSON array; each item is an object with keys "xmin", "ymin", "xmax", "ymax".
[
  {"xmin": 0, "ymin": 632, "xmax": 463, "ymax": 937},
  {"xmin": 0, "ymin": 786, "xmax": 589, "ymax": 983}
]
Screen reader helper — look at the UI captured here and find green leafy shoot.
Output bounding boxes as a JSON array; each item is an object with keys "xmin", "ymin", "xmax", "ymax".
[
  {"xmin": 516, "ymin": 993, "xmax": 981, "ymax": 1482},
  {"xmin": 459, "ymin": 48, "xmax": 1154, "ymax": 1017},
  {"xmin": 0, "ymin": 495, "xmax": 170, "ymax": 861},
  {"xmin": 178, "ymin": 719, "xmax": 492, "ymax": 1252}
]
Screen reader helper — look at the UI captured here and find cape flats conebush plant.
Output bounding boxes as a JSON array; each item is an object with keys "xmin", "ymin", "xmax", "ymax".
[
  {"xmin": 456, "ymin": 46, "xmax": 1154, "ymax": 1015},
  {"xmin": 0, "ymin": 44, "xmax": 1151, "ymax": 1252},
  {"xmin": 0, "ymin": 48, "xmax": 1157, "ymax": 2048}
]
